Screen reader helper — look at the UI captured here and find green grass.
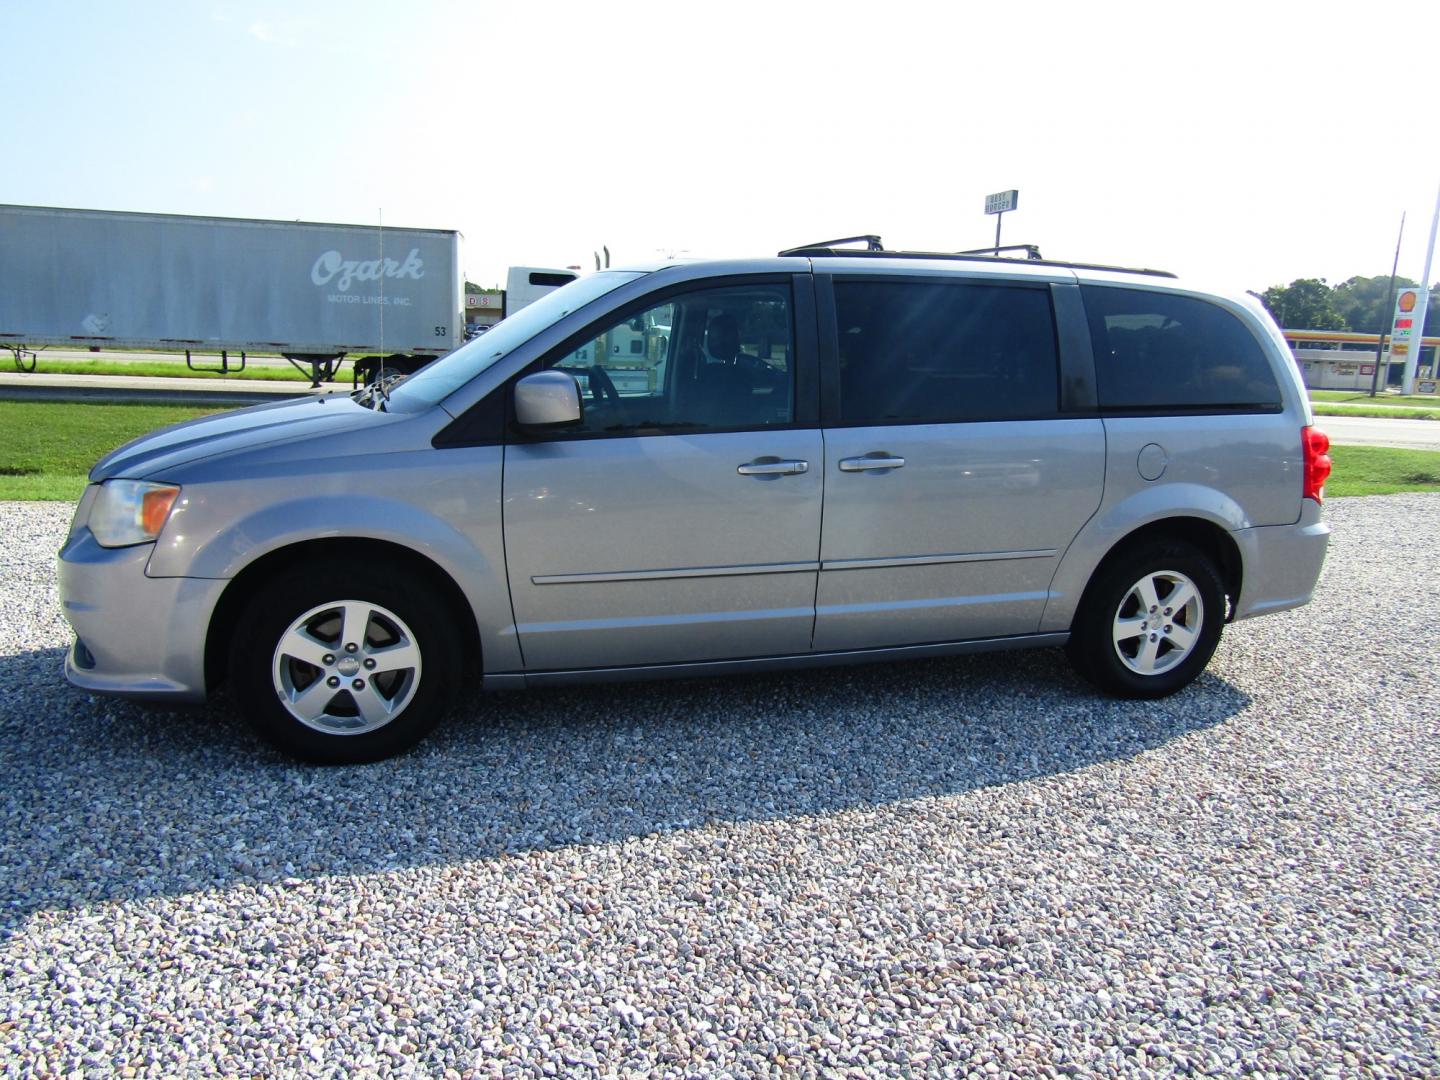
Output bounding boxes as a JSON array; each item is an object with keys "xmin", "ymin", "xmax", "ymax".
[
  {"xmin": 20, "ymin": 358, "xmax": 325, "ymax": 382},
  {"xmin": 0, "ymin": 401, "xmax": 235, "ymax": 501},
  {"xmin": 0, "ymin": 473, "xmax": 92, "ymax": 501},
  {"xmin": 1311, "ymin": 390, "xmax": 1440, "ymax": 406},
  {"xmin": 1327, "ymin": 445, "xmax": 1440, "ymax": 498},
  {"xmin": 1313, "ymin": 403, "xmax": 1440, "ymax": 421}
]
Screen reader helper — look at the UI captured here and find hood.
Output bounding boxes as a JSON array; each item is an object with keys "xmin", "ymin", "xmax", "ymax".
[{"xmin": 91, "ymin": 393, "xmax": 390, "ymax": 482}]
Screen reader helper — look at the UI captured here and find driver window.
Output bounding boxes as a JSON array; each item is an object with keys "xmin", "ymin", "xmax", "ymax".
[{"xmin": 546, "ymin": 284, "xmax": 793, "ymax": 434}]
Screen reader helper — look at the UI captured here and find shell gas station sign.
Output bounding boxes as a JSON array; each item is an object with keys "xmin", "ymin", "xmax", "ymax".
[{"xmin": 1389, "ymin": 288, "xmax": 1420, "ymax": 360}]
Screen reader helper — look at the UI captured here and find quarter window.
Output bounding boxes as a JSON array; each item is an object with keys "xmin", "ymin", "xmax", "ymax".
[
  {"xmin": 833, "ymin": 281, "xmax": 1059, "ymax": 425},
  {"xmin": 546, "ymin": 284, "xmax": 794, "ymax": 434},
  {"xmin": 1082, "ymin": 286, "xmax": 1282, "ymax": 411}
]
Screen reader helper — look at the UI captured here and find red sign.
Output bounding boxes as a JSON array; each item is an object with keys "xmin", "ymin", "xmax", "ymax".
[{"xmin": 1396, "ymin": 317, "xmax": 1413, "ymax": 329}]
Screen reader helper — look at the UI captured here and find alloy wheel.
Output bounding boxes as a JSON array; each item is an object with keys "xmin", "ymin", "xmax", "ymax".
[
  {"xmin": 270, "ymin": 599, "xmax": 423, "ymax": 735},
  {"xmin": 1110, "ymin": 570, "xmax": 1204, "ymax": 677}
]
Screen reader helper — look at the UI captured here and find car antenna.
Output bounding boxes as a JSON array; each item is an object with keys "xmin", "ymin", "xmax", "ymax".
[{"xmin": 376, "ymin": 207, "xmax": 390, "ymax": 408}]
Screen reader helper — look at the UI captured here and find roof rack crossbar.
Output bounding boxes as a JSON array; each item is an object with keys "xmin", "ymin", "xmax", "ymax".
[{"xmin": 777, "ymin": 234, "xmax": 883, "ymax": 257}]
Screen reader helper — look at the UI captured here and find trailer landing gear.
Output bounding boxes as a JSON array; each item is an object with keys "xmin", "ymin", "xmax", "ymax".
[
  {"xmin": 282, "ymin": 354, "xmax": 345, "ymax": 389},
  {"xmin": 5, "ymin": 346, "xmax": 39, "ymax": 373},
  {"xmin": 185, "ymin": 349, "xmax": 247, "ymax": 376}
]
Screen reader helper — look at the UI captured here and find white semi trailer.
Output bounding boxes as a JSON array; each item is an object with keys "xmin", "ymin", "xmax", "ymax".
[{"xmin": 0, "ymin": 204, "xmax": 463, "ymax": 383}]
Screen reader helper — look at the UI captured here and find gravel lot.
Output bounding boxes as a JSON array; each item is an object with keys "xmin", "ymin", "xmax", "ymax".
[{"xmin": 2, "ymin": 496, "xmax": 1437, "ymax": 1077}]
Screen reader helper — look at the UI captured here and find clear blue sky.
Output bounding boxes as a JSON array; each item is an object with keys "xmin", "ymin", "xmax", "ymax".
[{"xmin": 5, "ymin": 1, "xmax": 1440, "ymax": 291}]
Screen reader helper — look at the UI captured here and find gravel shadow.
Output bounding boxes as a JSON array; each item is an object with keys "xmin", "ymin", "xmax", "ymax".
[{"xmin": 0, "ymin": 644, "xmax": 1249, "ymax": 938}]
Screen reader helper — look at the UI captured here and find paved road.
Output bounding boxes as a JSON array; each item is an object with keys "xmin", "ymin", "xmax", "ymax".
[
  {"xmin": 0, "ymin": 371, "xmax": 319, "ymax": 405},
  {"xmin": 1318, "ymin": 413, "xmax": 1440, "ymax": 450}
]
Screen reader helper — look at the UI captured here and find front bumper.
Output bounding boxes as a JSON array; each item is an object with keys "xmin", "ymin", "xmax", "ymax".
[
  {"xmin": 58, "ymin": 527, "xmax": 227, "ymax": 703},
  {"xmin": 1232, "ymin": 498, "xmax": 1332, "ymax": 621}
]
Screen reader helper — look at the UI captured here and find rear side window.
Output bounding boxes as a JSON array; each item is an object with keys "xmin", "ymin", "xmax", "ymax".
[
  {"xmin": 833, "ymin": 281, "xmax": 1059, "ymax": 424},
  {"xmin": 1082, "ymin": 286, "xmax": 1282, "ymax": 411}
]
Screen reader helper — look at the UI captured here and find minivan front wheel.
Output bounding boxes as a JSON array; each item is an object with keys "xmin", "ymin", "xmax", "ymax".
[
  {"xmin": 1067, "ymin": 541, "xmax": 1225, "ymax": 698},
  {"xmin": 231, "ymin": 562, "xmax": 459, "ymax": 763}
]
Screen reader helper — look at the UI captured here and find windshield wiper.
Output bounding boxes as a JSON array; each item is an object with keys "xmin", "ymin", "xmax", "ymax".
[
  {"xmin": 352, "ymin": 370, "xmax": 411, "ymax": 411},
  {"xmin": 352, "ymin": 384, "xmax": 382, "ymax": 411}
]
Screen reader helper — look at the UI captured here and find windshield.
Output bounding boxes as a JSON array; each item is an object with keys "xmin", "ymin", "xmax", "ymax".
[{"xmin": 386, "ymin": 271, "xmax": 645, "ymax": 409}]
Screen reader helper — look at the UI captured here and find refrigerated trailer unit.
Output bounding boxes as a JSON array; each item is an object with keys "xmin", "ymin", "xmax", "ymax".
[{"xmin": 0, "ymin": 204, "xmax": 462, "ymax": 381}]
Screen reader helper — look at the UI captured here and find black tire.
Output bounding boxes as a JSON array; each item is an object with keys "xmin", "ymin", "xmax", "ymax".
[
  {"xmin": 230, "ymin": 560, "xmax": 460, "ymax": 764},
  {"xmin": 1066, "ymin": 539, "xmax": 1225, "ymax": 699}
]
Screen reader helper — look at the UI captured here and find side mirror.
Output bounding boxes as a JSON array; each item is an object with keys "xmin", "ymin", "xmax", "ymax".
[{"xmin": 514, "ymin": 370, "xmax": 582, "ymax": 428}]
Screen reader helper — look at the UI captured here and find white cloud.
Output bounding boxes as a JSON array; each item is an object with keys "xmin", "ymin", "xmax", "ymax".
[{"xmin": 246, "ymin": 18, "xmax": 305, "ymax": 47}]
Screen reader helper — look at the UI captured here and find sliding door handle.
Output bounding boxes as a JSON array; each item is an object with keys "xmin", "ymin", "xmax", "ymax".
[
  {"xmin": 738, "ymin": 458, "xmax": 809, "ymax": 476},
  {"xmin": 839, "ymin": 454, "xmax": 906, "ymax": 472}
]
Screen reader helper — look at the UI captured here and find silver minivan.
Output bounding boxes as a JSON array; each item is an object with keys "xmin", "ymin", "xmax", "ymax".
[{"xmin": 58, "ymin": 244, "xmax": 1333, "ymax": 762}]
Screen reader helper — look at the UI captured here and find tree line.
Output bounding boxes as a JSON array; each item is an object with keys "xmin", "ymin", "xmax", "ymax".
[{"xmin": 1253, "ymin": 275, "xmax": 1440, "ymax": 334}]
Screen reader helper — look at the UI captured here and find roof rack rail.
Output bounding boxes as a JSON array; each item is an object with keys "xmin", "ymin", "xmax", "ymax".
[
  {"xmin": 955, "ymin": 243, "xmax": 1044, "ymax": 260},
  {"xmin": 778, "ymin": 235, "xmax": 1175, "ymax": 279}
]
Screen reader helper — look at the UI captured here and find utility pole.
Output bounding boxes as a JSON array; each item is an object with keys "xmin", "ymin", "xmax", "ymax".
[
  {"xmin": 1370, "ymin": 212, "xmax": 1405, "ymax": 397},
  {"xmin": 1400, "ymin": 181, "xmax": 1440, "ymax": 395}
]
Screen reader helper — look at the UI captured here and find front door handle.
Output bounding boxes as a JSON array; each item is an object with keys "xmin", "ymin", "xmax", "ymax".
[
  {"xmin": 839, "ymin": 454, "xmax": 906, "ymax": 472},
  {"xmin": 737, "ymin": 458, "xmax": 809, "ymax": 476}
]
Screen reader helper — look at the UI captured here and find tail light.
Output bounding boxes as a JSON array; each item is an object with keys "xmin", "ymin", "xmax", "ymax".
[{"xmin": 1302, "ymin": 426, "xmax": 1331, "ymax": 504}]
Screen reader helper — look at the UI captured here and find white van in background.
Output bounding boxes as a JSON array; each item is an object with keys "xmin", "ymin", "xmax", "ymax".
[
  {"xmin": 504, "ymin": 267, "xmax": 580, "ymax": 315},
  {"xmin": 466, "ymin": 267, "xmax": 581, "ymax": 339}
]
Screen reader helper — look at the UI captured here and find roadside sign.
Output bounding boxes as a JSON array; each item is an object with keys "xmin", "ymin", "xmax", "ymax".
[
  {"xmin": 1391, "ymin": 289, "xmax": 1421, "ymax": 353},
  {"xmin": 1388, "ymin": 284, "xmax": 1433, "ymax": 393},
  {"xmin": 985, "ymin": 190, "xmax": 1019, "ymax": 215}
]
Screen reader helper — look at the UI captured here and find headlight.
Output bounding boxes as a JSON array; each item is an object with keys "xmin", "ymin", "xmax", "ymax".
[{"xmin": 89, "ymin": 480, "xmax": 181, "ymax": 548}]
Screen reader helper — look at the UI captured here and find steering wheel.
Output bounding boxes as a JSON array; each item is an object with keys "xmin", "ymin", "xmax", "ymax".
[{"xmin": 587, "ymin": 364, "xmax": 622, "ymax": 407}]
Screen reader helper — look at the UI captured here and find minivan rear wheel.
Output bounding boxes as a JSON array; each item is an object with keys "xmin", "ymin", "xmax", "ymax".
[
  {"xmin": 231, "ymin": 561, "xmax": 459, "ymax": 763},
  {"xmin": 1067, "ymin": 540, "xmax": 1225, "ymax": 698}
]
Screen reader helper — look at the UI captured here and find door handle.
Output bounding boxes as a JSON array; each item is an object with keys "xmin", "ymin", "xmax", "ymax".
[
  {"xmin": 737, "ymin": 458, "xmax": 809, "ymax": 476},
  {"xmin": 839, "ymin": 454, "xmax": 906, "ymax": 472}
]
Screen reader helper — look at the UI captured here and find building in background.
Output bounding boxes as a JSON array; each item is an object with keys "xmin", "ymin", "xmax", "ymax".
[{"xmin": 1284, "ymin": 330, "xmax": 1438, "ymax": 393}]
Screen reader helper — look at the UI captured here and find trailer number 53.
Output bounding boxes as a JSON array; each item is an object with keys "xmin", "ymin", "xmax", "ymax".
[{"xmin": 433, "ymin": 326, "xmax": 448, "ymax": 336}]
